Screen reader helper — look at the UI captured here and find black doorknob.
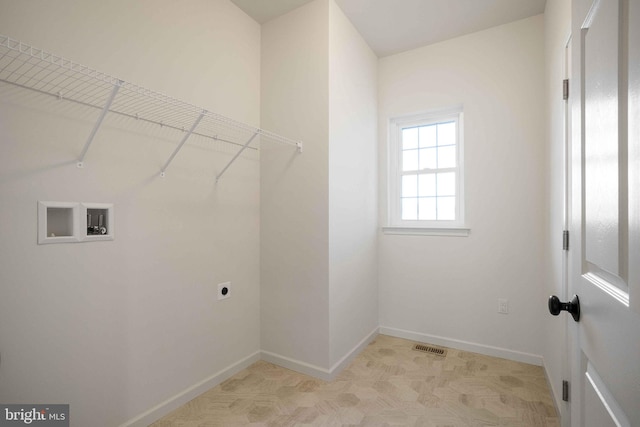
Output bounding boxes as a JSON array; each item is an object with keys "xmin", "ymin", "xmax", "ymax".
[{"xmin": 548, "ymin": 295, "xmax": 580, "ymax": 322}]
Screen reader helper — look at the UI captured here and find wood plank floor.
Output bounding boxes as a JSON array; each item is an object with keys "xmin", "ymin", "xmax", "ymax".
[{"xmin": 152, "ymin": 335, "xmax": 559, "ymax": 426}]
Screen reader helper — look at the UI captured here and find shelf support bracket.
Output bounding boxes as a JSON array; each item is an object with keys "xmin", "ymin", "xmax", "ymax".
[
  {"xmin": 77, "ymin": 80, "xmax": 122, "ymax": 168},
  {"xmin": 216, "ymin": 131, "xmax": 259, "ymax": 183},
  {"xmin": 160, "ymin": 110, "xmax": 206, "ymax": 177}
]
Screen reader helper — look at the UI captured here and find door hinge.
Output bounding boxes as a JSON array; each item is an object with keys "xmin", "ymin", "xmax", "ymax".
[
  {"xmin": 563, "ymin": 79, "xmax": 569, "ymax": 100},
  {"xmin": 563, "ymin": 230, "xmax": 570, "ymax": 251},
  {"xmin": 562, "ymin": 380, "xmax": 570, "ymax": 402}
]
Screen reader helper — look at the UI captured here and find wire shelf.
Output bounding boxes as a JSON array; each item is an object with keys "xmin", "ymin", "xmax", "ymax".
[{"xmin": 0, "ymin": 34, "xmax": 302, "ymax": 180}]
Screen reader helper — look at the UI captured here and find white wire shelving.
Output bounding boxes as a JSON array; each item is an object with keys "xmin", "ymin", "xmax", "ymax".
[{"xmin": 0, "ymin": 34, "xmax": 302, "ymax": 182}]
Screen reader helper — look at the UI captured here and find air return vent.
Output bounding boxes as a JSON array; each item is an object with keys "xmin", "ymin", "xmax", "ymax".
[{"xmin": 412, "ymin": 343, "xmax": 447, "ymax": 357}]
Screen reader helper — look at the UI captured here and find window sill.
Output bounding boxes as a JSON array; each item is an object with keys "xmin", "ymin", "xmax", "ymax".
[{"xmin": 382, "ymin": 226, "xmax": 470, "ymax": 237}]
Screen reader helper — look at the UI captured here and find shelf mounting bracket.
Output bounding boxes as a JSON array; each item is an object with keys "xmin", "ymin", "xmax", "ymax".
[
  {"xmin": 77, "ymin": 80, "xmax": 122, "ymax": 168},
  {"xmin": 216, "ymin": 131, "xmax": 259, "ymax": 183},
  {"xmin": 160, "ymin": 110, "xmax": 206, "ymax": 177}
]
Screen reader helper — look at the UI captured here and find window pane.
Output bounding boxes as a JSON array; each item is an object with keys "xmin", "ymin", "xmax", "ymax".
[
  {"xmin": 438, "ymin": 145, "xmax": 456, "ymax": 168},
  {"xmin": 437, "ymin": 172, "xmax": 456, "ymax": 196},
  {"xmin": 402, "ymin": 175, "xmax": 418, "ymax": 197},
  {"xmin": 418, "ymin": 174, "xmax": 436, "ymax": 197},
  {"xmin": 392, "ymin": 110, "xmax": 463, "ymax": 226},
  {"xmin": 403, "ymin": 149, "xmax": 419, "ymax": 171},
  {"xmin": 403, "ymin": 127, "xmax": 418, "ymax": 149},
  {"xmin": 418, "ymin": 197, "xmax": 437, "ymax": 220},
  {"xmin": 419, "ymin": 148, "xmax": 437, "ymax": 169},
  {"xmin": 437, "ymin": 196, "xmax": 456, "ymax": 220},
  {"xmin": 419, "ymin": 125, "xmax": 437, "ymax": 147},
  {"xmin": 402, "ymin": 198, "xmax": 418, "ymax": 220},
  {"xmin": 437, "ymin": 121, "xmax": 456, "ymax": 146}
]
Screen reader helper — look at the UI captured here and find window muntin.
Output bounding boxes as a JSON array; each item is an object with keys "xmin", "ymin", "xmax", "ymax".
[{"xmin": 388, "ymin": 109, "xmax": 465, "ymax": 229}]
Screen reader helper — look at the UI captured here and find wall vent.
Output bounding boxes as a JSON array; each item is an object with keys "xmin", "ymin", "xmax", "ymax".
[{"xmin": 412, "ymin": 343, "xmax": 447, "ymax": 357}]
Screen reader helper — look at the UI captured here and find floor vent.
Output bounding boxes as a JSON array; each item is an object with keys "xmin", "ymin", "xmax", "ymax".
[{"xmin": 413, "ymin": 343, "xmax": 447, "ymax": 357}]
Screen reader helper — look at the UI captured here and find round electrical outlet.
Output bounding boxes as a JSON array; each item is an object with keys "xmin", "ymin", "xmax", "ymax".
[{"xmin": 218, "ymin": 282, "xmax": 231, "ymax": 300}]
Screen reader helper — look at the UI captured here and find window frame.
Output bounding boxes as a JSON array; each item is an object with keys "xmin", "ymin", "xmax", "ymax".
[{"xmin": 385, "ymin": 107, "xmax": 468, "ymax": 236}]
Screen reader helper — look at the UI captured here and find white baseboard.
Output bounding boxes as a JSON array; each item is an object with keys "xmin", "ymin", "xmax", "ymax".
[
  {"xmin": 261, "ymin": 350, "xmax": 333, "ymax": 381},
  {"xmin": 329, "ymin": 326, "xmax": 379, "ymax": 376},
  {"xmin": 121, "ymin": 328, "xmax": 380, "ymax": 425},
  {"xmin": 262, "ymin": 326, "xmax": 380, "ymax": 381},
  {"xmin": 379, "ymin": 326, "xmax": 543, "ymax": 366},
  {"xmin": 119, "ymin": 351, "xmax": 261, "ymax": 427}
]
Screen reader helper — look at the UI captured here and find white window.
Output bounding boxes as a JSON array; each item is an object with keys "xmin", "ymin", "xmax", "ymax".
[{"xmin": 386, "ymin": 107, "xmax": 468, "ymax": 235}]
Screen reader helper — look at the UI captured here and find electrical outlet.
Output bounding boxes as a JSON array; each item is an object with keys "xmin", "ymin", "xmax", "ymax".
[
  {"xmin": 218, "ymin": 282, "xmax": 231, "ymax": 300},
  {"xmin": 498, "ymin": 298, "xmax": 509, "ymax": 314}
]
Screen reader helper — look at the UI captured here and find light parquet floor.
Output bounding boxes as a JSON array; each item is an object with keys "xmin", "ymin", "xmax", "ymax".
[{"xmin": 151, "ymin": 335, "xmax": 559, "ymax": 427}]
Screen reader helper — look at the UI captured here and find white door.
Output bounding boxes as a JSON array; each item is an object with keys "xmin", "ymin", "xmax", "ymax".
[{"xmin": 568, "ymin": 0, "xmax": 640, "ymax": 426}]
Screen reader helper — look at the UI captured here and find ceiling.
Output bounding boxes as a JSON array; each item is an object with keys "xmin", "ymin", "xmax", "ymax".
[{"xmin": 230, "ymin": 0, "xmax": 547, "ymax": 57}]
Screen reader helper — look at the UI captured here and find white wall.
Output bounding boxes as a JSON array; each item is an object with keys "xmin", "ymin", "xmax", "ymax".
[
  {"xmin": 260, "ymin": 0, "xmax": 331, "ymax": 371},
  {"xmin": 0, "ymin": 1, "xmax": 565, "ymax": 423},
  {"xmin": 328, "ymin": 0, "xmax": 378, "ymax": 368},
  {"xmin": 378, "ymin": 15, "xmax": 548, "ymax": 363},
  {"xmin": 261, "ymin": 0, "xmax": 378, "ymax": 376},
  {"xmin": 0, "ymin": 1, "xmax": 261, "ymax": 426},
  {"xmin": 543, "ymin": 0, "xmax": 572, "ymax": 417}
]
